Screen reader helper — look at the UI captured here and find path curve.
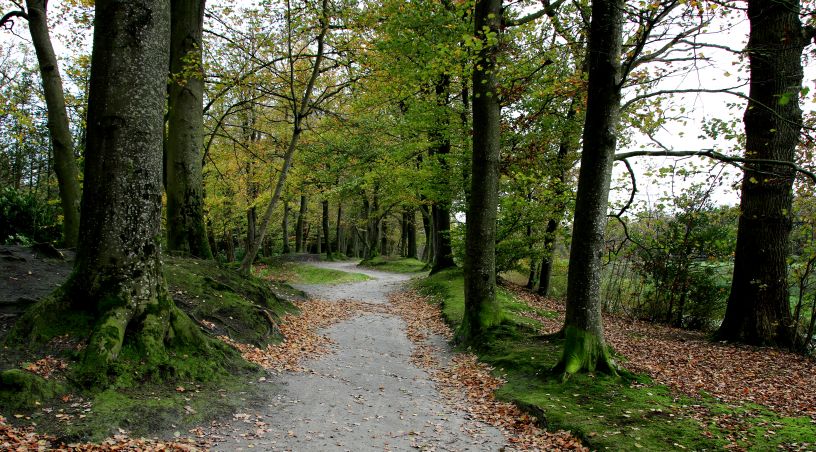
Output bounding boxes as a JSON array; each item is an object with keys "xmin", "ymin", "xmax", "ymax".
[{"xmin": 209, "ymin": 261, "xmax": 507, "ymax": 451}]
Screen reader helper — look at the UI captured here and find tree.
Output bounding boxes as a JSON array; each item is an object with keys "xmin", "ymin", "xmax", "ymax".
[
  {"xmin": 2, "ymin": 0, "xmax": 82, "ymax": 247},
  {"xmin": 459, "ymin": 0, "xmax": 502, "ymax": 344},
  {"xmin": 554, "ymin": 0, "xmax": 623, "ymax": 375},
  {"xmin": 717, "ymin": 0, "xmax": 813, "ymax": 346},
  {"xmin": 239, "ymin": 0, "xmax": 334, "ymax": 273},
  {"xmin": 15, "ymin": 0, "xmax": 218, "ymax": 385},
  {"xmin": 166, "ymin": 0, "xmax": 212, "ymax": 258}
]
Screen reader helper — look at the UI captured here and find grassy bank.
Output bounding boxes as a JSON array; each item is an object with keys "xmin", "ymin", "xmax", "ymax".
[
  {"xmin": 359, "ymin": 256, "xmax": 427, "ymax": 273},
  {"xmin": 256, "ymin": 261, "xmax": 371, "ymax": 285},
  {"xmin": 416, "ymin": 269, "xmax": 814, "ymax": 451}
]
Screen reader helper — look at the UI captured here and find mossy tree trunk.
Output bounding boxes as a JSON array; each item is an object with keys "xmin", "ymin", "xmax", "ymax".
[
  {"xmin": 459, "ymin": 0, "xmax": 502, "ymax": 345},
  {"xmin": 69, "ymin": 0, "xmax": 207, "ymax": 385},
  {"xmin": 24, "ymin": 0, "xmax": 82, "ymax": 247},
  {"xmin": 554, "ymin": 0, "xmax": 622, "ymax": 375},
  {"xmin": 166, "ymin": 0, "xmax": 212, "ymax": 258},
  {"xmin": 717, "ymin": 0, "xmax": 810, "ymax": 347}
]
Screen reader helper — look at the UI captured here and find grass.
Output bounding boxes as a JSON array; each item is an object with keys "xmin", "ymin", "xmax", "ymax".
[
  {"xmin": 256, "ymin": 261, "xmax": 371, "ymax": 285},
  {"xmin": 358, "ymin": 256, "xmax": 428, "ymax": 273},
  {"xmin": 416, "ymin": 268, "xmax": 815, "ymax": 451}
]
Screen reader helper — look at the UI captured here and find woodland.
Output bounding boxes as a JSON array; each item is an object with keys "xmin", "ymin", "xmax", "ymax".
[{"xmin": 1, "ymin": 0, "xmax": 816, "ymax": 449}]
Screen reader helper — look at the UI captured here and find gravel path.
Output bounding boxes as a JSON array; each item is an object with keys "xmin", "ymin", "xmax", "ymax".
[{"xmin": 209, "ymin": 261, "xmax": 506, "ymax": 451}]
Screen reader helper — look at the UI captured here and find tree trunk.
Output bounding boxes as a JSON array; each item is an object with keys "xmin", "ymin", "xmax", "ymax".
[
  {"xmin": 717, "ymin": 0, "xmax": 807, "ymax": 347},
  {"xmin": 430, "ymin": 76, "xmax": 456, "ymax": 274},
  {"xmin": 166, "ymin": 0, "xmax": 212, "ymax": 258},
  {"xmin": 50, "ymin": 0, "xmax": 210, "ymax": 385},
  {"xmin": 420, "ymin": 204, "xmax": 432, "ymax": 263},
  {"xmin": 282, "ymin": 202, "xmax": 291, "ymax": 254},
  {"xmin": 380, "ymin": 220, "xmax": 388, "ymax": 256},
  {"xmin": 400, "ymin": 211, "xmax": 408, "ymax": 257},
  {"xmin": 537, "ymin": 218, "xmax": 559, "ymax": 297},
  {"xmin": 25, "ymin": 0, "xmax": 81, "ymax": 247},
  {"xmin": 555, "ymin": 0, "xmax": 622, "ymax": 375},
  {"xmin": 295, "ymin": 195, "xmax": 307, "ymax": 252},
  {"xmin": 336, "ymin": 202, "xmax": 343, "ymax": 257},
  {"xmin": 322, "ymin": 199, "xmax": 332, "ymax": 259},
  {"xmin": 407, "ymin": 209, "xmax": 418, "ymax": 259},
  {"xmin": 246, "ymin": 206, "xmax": 257, "ymax": 254},
  {"xmin": 459, "ymin": 0, "xmax": 502, "ymax": 345}
]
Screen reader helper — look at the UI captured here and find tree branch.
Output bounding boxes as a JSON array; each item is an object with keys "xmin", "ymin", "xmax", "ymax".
[
  {"xmin": 614, "ymin": 149, "xmax": 816, "ymax": 183},
  {"xmin": 1, "ymin": 9, "xmax": 28, "ymax": 29}
]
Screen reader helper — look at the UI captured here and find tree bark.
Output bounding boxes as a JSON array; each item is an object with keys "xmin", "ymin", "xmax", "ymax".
[
  {"xmin": 420, "ymin": 204, "xmax": 432, "ymax": 263},
  {"xmin": 717, "ymin": 0, "xmax": 807, "ymax": 347},
  {"xmin": 555, "ymin": 0, "xmax": 622, "ymax": 375},
  {"xmin": 56, "ymin": 0, "xmax": 210, "ymax": 384},
  {"xmin": 322, "ymin": 199, "xmax": 332, "ymax": 259},
  {"xmin": 282, "ymin": 201, "xmax": 291, "ymax": 254},
  {"xmin": 25, "ymin": 0, "xmax": 81, "ymax": 247},
  {"xmin": 407, "ymin": 209, "xmax": 418, "ymax": 259},
  {"xmin": 166, "ymin": 0, "xmax": 212, "ymax": 258},
  {"xmin": 459, "ymin": 0, "xmax": 502, "ymax": 345},
  {"xmin": 295, "ymin": 195, "xmax": 307, "ymax": 252},
  {"xmin": 335, "ymin": 202, "xmax": 343, "ymax": 257}
]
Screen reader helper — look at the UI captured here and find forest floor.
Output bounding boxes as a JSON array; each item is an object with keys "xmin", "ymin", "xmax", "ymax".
[{"xmin": 2, "ymin": 251, "xmax": 815, "ymax": 450}]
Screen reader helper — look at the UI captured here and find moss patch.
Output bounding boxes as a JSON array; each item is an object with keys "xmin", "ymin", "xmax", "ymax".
[
  {"xmin": 415, "ymin": 269, "xmax": 816, "ymax": 450},
  {"xmin": 165, "ymin": 257, "xmax": 298, "ymax": 347},
  {"xmin": 359, "ymin": 256, "xmax": 428, "ymax": 273}
]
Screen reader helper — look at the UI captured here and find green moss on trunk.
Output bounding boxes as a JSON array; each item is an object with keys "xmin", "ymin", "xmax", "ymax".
[
  {"xmin": 0, "ymin": 369, "xmax": 65, "ymax": 409},
  {"xmin": 553, "ymin": 325, "xmax": 616, "ymax": 376}
]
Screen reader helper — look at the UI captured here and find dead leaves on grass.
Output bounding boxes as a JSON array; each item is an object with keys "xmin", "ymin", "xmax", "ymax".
[
  {"xmin": 0, "ymin": 415, "xmax": 205, "ymax": 451},
  {"xmin": 505, "ymin": 284, "xmax": 816, "ymax": 421}
]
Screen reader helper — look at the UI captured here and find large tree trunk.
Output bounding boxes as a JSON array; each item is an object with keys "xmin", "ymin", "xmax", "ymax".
[
  {"xmin": 282, "ymin": 201, "xmax": 291, "ymax": 254},
  {"xmin": 295, "ymin": 195, "xmax": 307, "ymax": 252},
  {"xmin": 717, "ymin": 0, "xmax": 808, "ymax": 347},
  {"xmin": 25, "ymin": 0, "xmax": 81, "ymax": 247},
  {"xmin": 459, "ymin": 0, "xmax": 502, "ymax": 345},
  {"xmin": 322, "ymin": 199, "xmax": 332, "ymax": 259},
  {"xmin": 39, "ymin": 0, "xmax": 211, "ymax": 385},
  {"xmin": 166, "ymin": 0, "xmax": 212, "ymax": 258},
  {"xmin": 555, "ymin": 0, "xmax": 622, "ymax": 375}
]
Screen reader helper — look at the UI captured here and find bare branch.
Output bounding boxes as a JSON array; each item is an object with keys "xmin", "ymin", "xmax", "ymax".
[{"xmin": 614, "ymin": 148, "xmax": 816, "ymax": 183}]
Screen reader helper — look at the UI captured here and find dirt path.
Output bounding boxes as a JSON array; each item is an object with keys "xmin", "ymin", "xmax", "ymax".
[{"xmin": 208, "ymin": 261, "xmax": 507, "ymax": 451}]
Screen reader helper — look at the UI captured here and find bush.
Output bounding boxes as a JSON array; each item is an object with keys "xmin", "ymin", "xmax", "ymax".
[{"xmin": 0, "ymin": 187, "xmax": 62, "ymax": 245}]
